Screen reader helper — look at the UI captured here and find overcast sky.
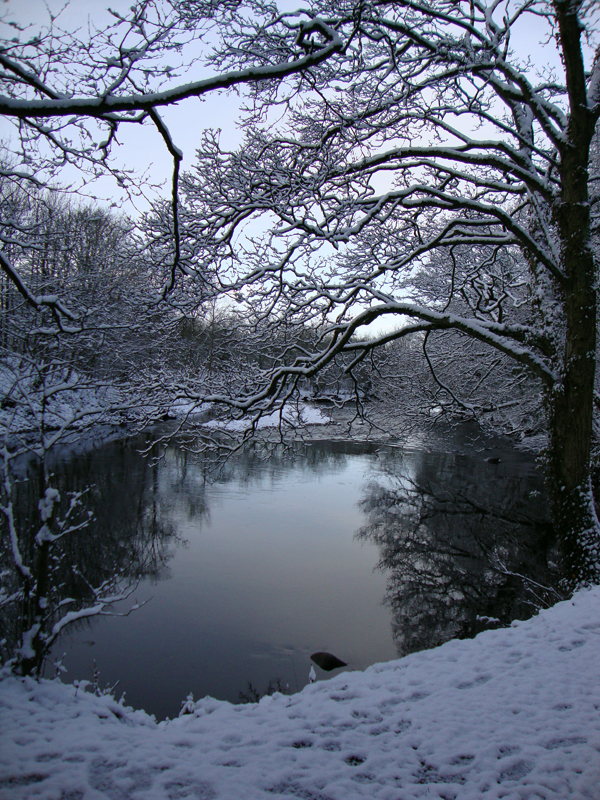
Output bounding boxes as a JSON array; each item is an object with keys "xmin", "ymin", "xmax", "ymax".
[
  {"xmin": 3, "ymin": 0, "xmax": 245, "ymax": 213},
  {"xmin": 4, "ymin": 0, "xmax": 593, "ymax": 338},
  {"xmin": 3, "ymin": 0, "xmax": 596, "ymax": 217}
]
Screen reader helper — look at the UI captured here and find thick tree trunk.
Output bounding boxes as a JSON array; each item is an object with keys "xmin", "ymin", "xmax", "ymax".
[
  {"xmin": 548, "ymin": 260, "xmax": 600, "ymax": 584},
  {"xmin": 546, "ymin": 1, "xmax": 600, "ymax": 586},
  {"xmin": 547, "ymin": 233, "xmax": 600, "ymax": 584},
  {"xmin": 549, "ymin": 197, "xmax": 599, "ymax": 583}
]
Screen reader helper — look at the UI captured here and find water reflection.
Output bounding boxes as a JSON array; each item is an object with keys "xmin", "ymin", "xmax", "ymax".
[
  {"xmin": 34, "ymin": 435, "xmax": 396, "ymax": 719},
  {"xmin": 2, "ymin": 431, "xmax": 559, "ymax": 719},
  {"xmin": 358, "ymin": 449, "xmax": 560, "ymax": 656},
  {"xmin": 0, "ymin": 436, "xmax": 182, "ymax": 669},
  {"xmin": 47, "ymin": 437, "xmax": 182, "ymax": 584}
]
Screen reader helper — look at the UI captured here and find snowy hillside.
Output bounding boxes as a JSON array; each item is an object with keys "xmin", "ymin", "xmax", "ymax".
[{"xmin": 1, "ymin": 588, "xmax": 599, "ymax": 799}]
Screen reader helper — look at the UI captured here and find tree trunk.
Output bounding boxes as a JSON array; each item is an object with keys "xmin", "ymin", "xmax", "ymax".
[
  {"xmin": 548, "ymin": 279, "xmax": 600, "ymax": 584},
  {"xmin": 549, "ymin": 223, "xmax": 599, "ymax": 584},
  {"xmin": 546, "ymin": 1, "xmax": 600, "ymax": 586}
]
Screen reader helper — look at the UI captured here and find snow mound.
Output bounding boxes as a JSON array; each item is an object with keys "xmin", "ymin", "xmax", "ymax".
[
  {"xmin": 168, "ymin": 399, "xmax": 210, "ymax": 418},
  {"xmin": 2, "ymin": 588, "xmax": 600, "ymax": 798},
  {"xmin": 204, "ymin": 403, "xmax": 331, "ymax": 430}
]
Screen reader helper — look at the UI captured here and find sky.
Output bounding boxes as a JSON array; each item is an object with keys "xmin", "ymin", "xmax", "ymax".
[
  {"xmin": 3, "ymin": 0, "xmax": 583, "ymax": 218},
  {"xmin": 2, "ymin": 0, "xmax": 245, "ymax": 213},
  {"xmin": 6, "ymin": 0, "xmax": 596, "ymax": 215},
  {"xmin": 2, "ymin": 0, "xmax": 587, "ymax": 339}
]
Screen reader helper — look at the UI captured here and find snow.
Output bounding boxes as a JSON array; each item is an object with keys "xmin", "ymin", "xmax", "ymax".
[
  {"xmin": 168, "ymin": 399, "xmax": 210, "ymax": 418},
  {"xmin": 0, "ymin": 355, "xmax": 334, "ymax": 440},
  {"xmin": 204, "ymin": 403, "xmax": 331, "ymax": 430},
  {"xmin": 299, "ymin": 405, "xmax": 332, "ymax": 426},
  {"xmin": 2, "ymin": 588, "xmax": 600, "ymax": 799},
  {"xmin": 0, "ymin": 360, "xmax": 128, "ymax": 435}
]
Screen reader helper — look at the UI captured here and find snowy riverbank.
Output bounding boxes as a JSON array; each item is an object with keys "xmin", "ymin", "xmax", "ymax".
[{"xmin": 1, "ymin": 588, "xmax": 599, "ymax": 799}]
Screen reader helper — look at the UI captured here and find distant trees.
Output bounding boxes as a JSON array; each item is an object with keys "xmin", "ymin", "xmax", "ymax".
[
  {"xmin": 366, "ymin": 243, "xmax": 546, "ymax": 439},
  {"xmin": 1, "ymin": 188, "xmax": 134, "ymax": 370}
]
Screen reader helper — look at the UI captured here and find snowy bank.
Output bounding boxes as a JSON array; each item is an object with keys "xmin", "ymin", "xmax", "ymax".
[
  {"xmin": 204, "ymin": 403, "xmax": 331, "ymax": 430},
  {"xmin": 1, "ymin": 588, "xmax": 600, "ymax": 799}
]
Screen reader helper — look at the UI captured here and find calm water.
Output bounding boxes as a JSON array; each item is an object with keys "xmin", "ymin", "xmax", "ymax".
[{"xmin": 15, "ymin": 431, "xmax": 555, "ymax": 720}]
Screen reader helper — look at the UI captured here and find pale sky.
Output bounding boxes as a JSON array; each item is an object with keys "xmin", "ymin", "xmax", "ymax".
[
  {"xmin": 3, "ymin": 0, "xmax": 593, "ymax": 337},
  {"xmin": 2, "ymin": 0, "xmax": 245, "ymax": 213},
  {"xmin": 3, "ymin": 0, "xmax": 585, "ymax": 216}
]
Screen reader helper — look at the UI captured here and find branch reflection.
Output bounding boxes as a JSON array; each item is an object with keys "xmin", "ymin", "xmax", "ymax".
[{"xmin": 358, "ymin": 450, "xmax": 560, "ymax": 656}]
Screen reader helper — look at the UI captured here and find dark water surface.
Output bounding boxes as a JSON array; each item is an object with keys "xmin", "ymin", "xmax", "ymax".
[{"xmin": 30, "ymin": 431, "xmax": 555, "ymax": 720}]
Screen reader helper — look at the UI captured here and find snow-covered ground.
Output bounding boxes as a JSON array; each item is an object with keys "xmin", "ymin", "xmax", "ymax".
[{"xmin": 1, "ymin": 588, "xmax": 599, "ymax": 799}]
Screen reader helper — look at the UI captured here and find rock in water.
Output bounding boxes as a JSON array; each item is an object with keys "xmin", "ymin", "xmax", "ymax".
[{"xmin": 310, "ymin": 652, "xmax": 347, "ymax": 671}]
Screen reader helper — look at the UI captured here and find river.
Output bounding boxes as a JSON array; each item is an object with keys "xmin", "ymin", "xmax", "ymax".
[{"xmin": 5, "ymin": 427, "xmax": 557, "ymax": 720}]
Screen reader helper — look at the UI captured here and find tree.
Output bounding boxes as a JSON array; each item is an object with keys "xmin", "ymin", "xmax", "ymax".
[
  {"xmin": 0, "ymin": 0, "xmax": 343, "ymax": 675},
  {"xmin": 0, "ymin": 414, "xmax": 180, "ymax": 676},
  {"xmin": 367, "ymin": 245, "xmax": 547, "ymax": 438},
  {"xmin": 0, "ymin": 0, "xmax": 341, "ymax": 324},
  {"xmin": 177, "ymin": 0, "xmax": 600, "ymax": 585}
]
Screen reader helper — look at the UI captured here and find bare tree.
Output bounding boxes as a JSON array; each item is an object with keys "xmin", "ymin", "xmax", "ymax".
[
  {"xmin": 0, "ymin": 0, "xmax": 342, "ymax": 323},
  {"xmin": 0, "ymin": 0, "xmax": 343, "ymax": 675},
  {"xmin": 178, "ymin": 0, "xmax": 600, "ymax": 584},
  {"xmin": 368, "ymin": 244, "xmax": 546, "ymax": 438},
  {"xmin": 0, "ymin": 354, "xmax": 139, "ymax": 676}
]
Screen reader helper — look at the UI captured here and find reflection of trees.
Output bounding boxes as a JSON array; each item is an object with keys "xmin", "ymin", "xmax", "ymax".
[
  {"xmin": 2, "ymin": 431, "xmax": 364, "ymax": 669},
  {"xmin": 50, "ymin": 437, "xmax": 182, "ymax": 584},
  {"xmin": 164, "ymin": 435, "xmax": 375, "ymax": 492},
  {"xmin": 0, "ymin": 435, "xmax": 182, "ymax": 668},
  {"xmin": 358, "ymin": 451, "xmax": 560, "ymax": 656}
]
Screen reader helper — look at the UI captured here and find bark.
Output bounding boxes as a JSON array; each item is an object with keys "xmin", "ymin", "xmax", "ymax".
[
  {"xmin": 549, "ymin": 1, "xmax": 600, "ymax": 585},
  {"xmin": 549, "ymin": 197, "xmax": 600, "ymax": 584}
]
